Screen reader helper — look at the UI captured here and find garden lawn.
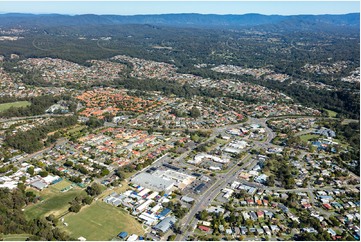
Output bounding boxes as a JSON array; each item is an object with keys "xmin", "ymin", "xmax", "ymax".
[
  {"xmin": 300, "ymin": 134, "xmax": 321, "ymax": 142},
  {"xmin": 0, "ymin": 101, "xmax": 31, "ymax": 112},
  {"xmin": 61, "ymin": 201, "xmax": 144, "ymax": 241}
]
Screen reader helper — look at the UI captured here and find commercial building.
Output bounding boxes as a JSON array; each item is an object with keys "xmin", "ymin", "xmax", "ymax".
[
  {"xmin": 131, "ymin": 173, "xmax": 174, "ymax": 192},
  {"xmin": 188, "ymin": 153, "xmax": 229, "ymax": 164},
  {"xmin": 152, "ymin": 169, "xmax": 196, "ymax": 190}
]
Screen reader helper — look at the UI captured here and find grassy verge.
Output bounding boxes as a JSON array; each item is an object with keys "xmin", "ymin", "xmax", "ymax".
[{"xmin": 2, "ymin": 234, "xmax": 31, "ymax": 241}]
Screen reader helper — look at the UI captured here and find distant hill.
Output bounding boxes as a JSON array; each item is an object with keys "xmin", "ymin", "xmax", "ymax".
[{"xmin": 0, "ymin": 12, "xmax": 359, "ymax": 30}]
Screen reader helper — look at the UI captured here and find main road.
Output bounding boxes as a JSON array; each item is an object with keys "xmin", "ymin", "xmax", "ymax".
[
  {"xmin": 176, "ymin": 153, "xmax": 252, "ymax": 241},
  {"xmin": 175, "ymin": 117, "xmax": 278, "ymax": 241}
]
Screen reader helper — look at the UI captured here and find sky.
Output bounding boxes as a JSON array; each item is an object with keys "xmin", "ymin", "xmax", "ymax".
[{"xmin": 0, "ymin": 1, "xmax": 359, "ymax": 15}]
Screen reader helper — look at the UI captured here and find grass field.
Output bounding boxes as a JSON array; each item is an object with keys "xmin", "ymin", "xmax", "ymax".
[
  {"xmin": 324, "ymin": 109, "xmax": 337, "ymax": 118},
  {"xmin": 61, "ymin": 201, "xmax": 144, "ymax": 241},
  {"xmin": 300, "ymin": 134, "xmax": 321, "ymax": 142},
  {"xmin": 0, "ymin": 101, "xmax": 31, "ymax": 112},
  {"xmin": 2, "ymin": 234, "xmax": 31, "ymax": 241},
  {"xmin": 24, "ymin": 188, "xmax": 85, "ymax": 220}
]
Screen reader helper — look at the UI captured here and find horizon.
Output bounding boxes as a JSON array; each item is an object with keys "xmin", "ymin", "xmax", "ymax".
[
  {"xmin": 0, "ymin": 1, "xmax": 359, "ymax": 16},
  {"xmin": 0, "ymin": 11, "xmax": 360, "ymax": 16}
]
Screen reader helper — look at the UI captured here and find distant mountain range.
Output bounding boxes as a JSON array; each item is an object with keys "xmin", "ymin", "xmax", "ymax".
[{"xmin": 0, "ymin": 12, "xmax": 359, "ymax": 30}]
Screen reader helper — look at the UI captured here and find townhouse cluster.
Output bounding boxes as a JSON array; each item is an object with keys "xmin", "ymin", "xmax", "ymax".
[{"xmin": 77, "ymin": 88, "xmax": 162, "ymax": 119}]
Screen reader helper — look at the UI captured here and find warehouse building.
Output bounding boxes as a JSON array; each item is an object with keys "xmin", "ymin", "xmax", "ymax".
[{"xmin": 152, "ymin": 169, "xmax": 196, "ymax": 190}]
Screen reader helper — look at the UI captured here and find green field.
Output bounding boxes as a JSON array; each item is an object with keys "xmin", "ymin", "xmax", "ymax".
[
  {"xmin": 24, "ymin": 188, "xmax": 85, "ymax": 220},
  {"xmin": 0, "ymin": 101, "xmax": 31, "ymax": 112},
  {"xmin": 300, "ymin": 134, "xmax": 321, "ymax": 142},
  {"xmin": 2, "ymin": 234, "xmax": 31, "ymax": 241},
  {"xmin": 324, "ymin": 109, "xmax": 337, "ymax": 118},
  {"xmin": 51, "ymin": 179, "xmax": 74, "ymax": 191},
  {"xmin": 61, "ymin": 201, "xmax": 144, "ymax": 241}
]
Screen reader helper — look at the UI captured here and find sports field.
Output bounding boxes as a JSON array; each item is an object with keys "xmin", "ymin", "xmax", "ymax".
[
  {"xmin": 0, "ymin": 101, "xmax": 31, "ymax": 112},
  {"xmin": 24, "ymin": 188, "xmax": 85, "ymax": 219},
  {"xmin": 61, "ymin": 201, "xmax": 144, "ymax": 241}
]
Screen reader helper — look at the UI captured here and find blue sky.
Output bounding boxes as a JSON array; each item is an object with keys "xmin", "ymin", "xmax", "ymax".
[{"xmin": 0, "ymin": 1, "xmax": 359, "ymax": 15}]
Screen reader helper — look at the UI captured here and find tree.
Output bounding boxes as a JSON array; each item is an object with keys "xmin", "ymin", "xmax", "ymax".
[
  {"xmin": 114, "ymin": 168, "xmax": 125, "ymax": 181},
  {"xmin": 86, "ymin": 117, "xmax": 104, "ymax": 128},
  {"xmin": 70, "ymin": 176, "xmax": 82, "ymax": 183},
  {"xmin": 189, "ymin": 106, "xmax": 201, "ymax": 118},
  {"xmin": 147, "ymin": 127, "xmax": 154, "ymax": 135},
  {"xmin": 64, "ymin": 160, "xmax": 73, "ymax": 167},
  {"xmin": 100, "ymin": 168, "xmax": 110, "ymax": 177},
  {"xmin": 86, "ymin": 183, "xmax": 103, "ymax": 197},
  {"xmin": 69, "ymin": 203, "xmax": 81, "ymax": 213},
  {"xmin": 329, "ymin": 216, "xmax": 340, "ymax": 226},
  {"xmin": 38, "ymin": 171, "xmax": 48, "ymax": 177},
  {"xmin": 167, "ymin": 235, "xmax": 176, "ymax": 241},
  {"xmin": 266, "ymin": 175, "xmax": 275, "ymax": 187},
  {"xmin": 82, "ymin": 196, "xmax": 93, "ymax": 205},
  {"xmin": 27, "ymin": 166, "xmax": 35, "ymax": 176},
  {"xmin": 198, "ymin": 210, "xmax": 209, "ymax": 220}
]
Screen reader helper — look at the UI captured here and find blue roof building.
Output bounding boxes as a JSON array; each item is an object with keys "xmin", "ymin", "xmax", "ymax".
[
  {"xmin": 159, "ymin": 208, "xmax": 171, "ymax": 217},
  {"xmin": 118, "ymin": 232, "xmax": 128, "ymax": 239}
]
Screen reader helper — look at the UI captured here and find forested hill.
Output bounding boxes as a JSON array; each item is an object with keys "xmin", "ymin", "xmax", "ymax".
[{"xmin": 0, "ymin": 12, "xmax": 359, "ymax": 29}]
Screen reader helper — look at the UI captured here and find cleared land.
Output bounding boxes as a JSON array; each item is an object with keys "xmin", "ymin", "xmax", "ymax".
[
  {"xmin": 0, "ymin": 101, "xmax": 31, "ymax": 112},
  {"xmin": 24, "ymin": 187, "xmax": 85, "ymax": 220},
  {"xmin": 61, "ymin": 201, "xmax": 144, "ymax": 241}
]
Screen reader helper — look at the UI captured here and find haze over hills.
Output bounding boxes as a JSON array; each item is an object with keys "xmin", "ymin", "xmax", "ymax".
[{"xmin": 0, "ymin": 12, "xmax": 359, "ymax": 30}]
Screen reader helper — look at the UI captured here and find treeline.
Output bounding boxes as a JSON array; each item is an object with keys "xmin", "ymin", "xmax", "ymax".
[
  {"xmin": 0, "ymin": 188, "xmax": 74, "ymax": 240},
  {"xmin": 0, "ymin": 95, "xmax": 27, "ymax": 104},
  {"xmin": 4, "ymin": 116, "xmax": 77, "ymax": 153},
  {"xmin": 0, "ymin": 95, "xmax": 71, "ymax": 118}
]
